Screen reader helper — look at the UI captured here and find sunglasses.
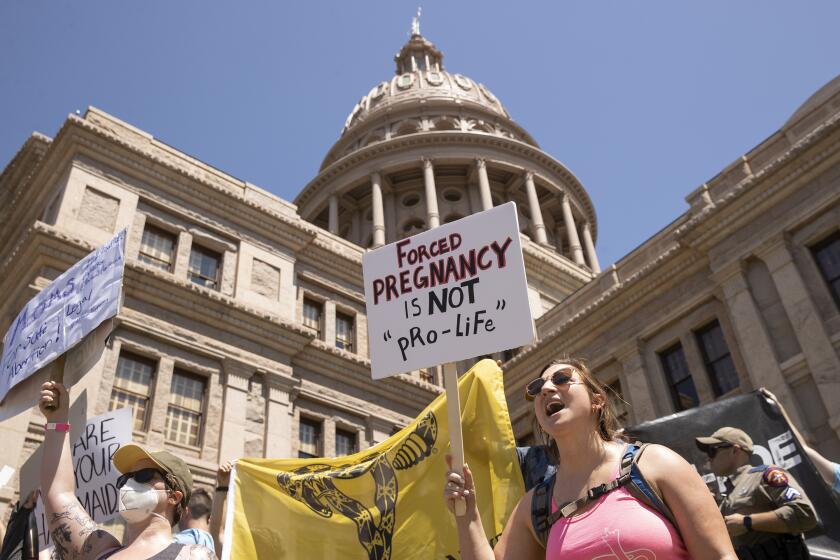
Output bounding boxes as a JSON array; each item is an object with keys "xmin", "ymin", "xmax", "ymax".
[
  {"xmin": 705, "ymin": 444, "xmax": 733, "ymax": 459},
  {"xmin": 525, "ymin": 368, "xmax": 582, "ymax": 400},
  {"xmin": 116, "ymin": 468, "xmax": 170, "ymax": 490}
]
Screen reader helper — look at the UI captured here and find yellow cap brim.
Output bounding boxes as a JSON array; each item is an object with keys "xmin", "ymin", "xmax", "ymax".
[{"xmin": 113, "ymin": 443, "xmax": 167, "ymax": 474}]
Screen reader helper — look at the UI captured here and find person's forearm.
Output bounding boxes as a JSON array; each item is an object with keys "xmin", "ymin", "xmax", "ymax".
[
  {"xmin": 210, "ymin": 490, "xmax": 227, "ymax": 558},
  {"xmin": 803, "ymin": 446, "xmax": 836, "ymax": 487},
  {"xmin": 40, "ymin": 420, "xmax": 78, "ymax": 505},
  {"xmin": 750, "ymin": 510, "xmax": 798, "ymax": 533},
  {"xmin": 454, "ymin": 510, "xmax": 496, "ymax": 560}
]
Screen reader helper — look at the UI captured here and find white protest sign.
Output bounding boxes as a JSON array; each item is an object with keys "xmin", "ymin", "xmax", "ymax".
[
  {"xmin": 363, "ymin": 203, "xmax": 536, "ymax": 379},
  {"xmin": 33, "ymin": 407, "xmax": 132, "ymax": 551},
  {"xmin": 0, "ymin": 229, "xmax": 126, "ymax": 403}
]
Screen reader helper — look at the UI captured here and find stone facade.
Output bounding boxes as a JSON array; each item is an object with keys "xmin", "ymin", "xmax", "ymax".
[{"xmin": 1, "ymin": 30, "xmax": 839, "ymax": 513}]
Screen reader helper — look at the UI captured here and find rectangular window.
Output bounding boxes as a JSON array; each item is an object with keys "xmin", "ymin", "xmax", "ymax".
[
  {"xmin": 302, "ymin": 298, "xmax": 323, "ymax": 338},
  {"xmin": 188, "ymin": 244, "xmax": 221, "ymax": 290},
  {"xmin": 335, "ymin": 312, "xmax": 355, "ymax": 352},
  {"xmin": 608, "ymin": 379, "xmax": 629, "ymax": 424},
  {"xmin": 419, "ymin": 368, "xmax": 435, "ymax": 384},
  {"xmin": 298, "ymin": 417, "xmax": 321, "ymax": 458},
  {"xmin": 335, "ymin": 428, "xmax": 357, "ymax": 457},
  {"xmin": 165, "ymin": 370, "xmax": 205, "ymax": 447},
  {"xmin": 139, "ymin": 224, "xmax": 177, "ymax": 272},
  {"xmin": 658, "ymin": 343, "xmax": 699, "ymax": 411},
  {"xmin": 696, "ymin": 320, "xmax": 739, "ymax": 396},
  {"xmin": 109, "ymin": 352, "xmax": 155, "ymax": 432},
  {"xmin": 812, "ymin": 232, "xmax": 840, "ymax": 308}
]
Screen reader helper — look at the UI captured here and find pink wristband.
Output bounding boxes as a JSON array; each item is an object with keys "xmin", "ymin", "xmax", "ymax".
[{"xmin": 45, "ymin": 422, "xmax": 71, "ymax": 432}]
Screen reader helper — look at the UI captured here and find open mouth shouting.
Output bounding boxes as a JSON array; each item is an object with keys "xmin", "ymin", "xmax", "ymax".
[{"xmin": 545, "ymin": 401, "xmax": 566, "ymax": 416}]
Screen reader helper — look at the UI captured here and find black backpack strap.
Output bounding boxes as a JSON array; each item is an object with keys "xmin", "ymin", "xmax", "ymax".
[
  {"xmin": 624, "ymin": 442, "xmax": 682, "ymax": 538},
  {"xmin": 530, "ymin": 472, "xmax": 556, "ymax": 548}
]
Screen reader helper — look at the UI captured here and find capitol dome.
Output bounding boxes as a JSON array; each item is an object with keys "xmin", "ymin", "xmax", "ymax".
[
  {"xmin": 296, "ymin": 23, "xmax": 602, "ymax": 282},
  {"xmin": 321, "ymin": 31, "xmax": 538, "ymax": 170}
]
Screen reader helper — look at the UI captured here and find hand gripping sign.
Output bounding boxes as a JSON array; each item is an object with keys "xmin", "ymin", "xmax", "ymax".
[
  {"xmin": 0, "ymin": 230, "xmax": 126, "ymax": 404},
  {"xmin": 363, "ymin": 203, "xmax": 535, "ymax": 514}
]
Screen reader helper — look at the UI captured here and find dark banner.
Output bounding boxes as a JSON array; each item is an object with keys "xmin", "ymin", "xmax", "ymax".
[{"xmin": 626, "ymin": 391, "xmax": 840, "ymax": 559}]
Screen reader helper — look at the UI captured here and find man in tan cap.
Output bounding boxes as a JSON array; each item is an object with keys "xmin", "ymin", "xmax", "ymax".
[{"xmin": 696, "ymin": 427, "xmax": 817, "ymax": 560}]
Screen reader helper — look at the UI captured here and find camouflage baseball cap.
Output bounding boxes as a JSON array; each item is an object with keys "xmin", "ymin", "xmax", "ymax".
[
  {"xmin": 113, "ymin": 443, "xmax": 193, "ymax": 505},
  {"xmin": 695, "ymin": 427, "xmax": 754, "ymax": 454}
]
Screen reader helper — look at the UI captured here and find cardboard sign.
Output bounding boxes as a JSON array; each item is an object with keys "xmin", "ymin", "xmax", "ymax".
[
  {"xmin": 0, "ymin": 230, "xmax": 125, "ymax": 403},
  {"xmin": 363, "ymin": 203, "xmax": 535, "ymax": 379},
  {"xmin": 32, "ymin": 407, "xmax": 132, "ymax": 551}
]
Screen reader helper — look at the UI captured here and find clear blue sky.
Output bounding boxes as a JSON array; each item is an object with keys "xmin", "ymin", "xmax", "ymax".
[{"xmin": 2, "ymin": 2, "xmax": 838, "ymax": 267}]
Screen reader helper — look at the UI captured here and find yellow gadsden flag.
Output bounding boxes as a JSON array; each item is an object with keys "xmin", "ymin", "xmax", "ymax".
[{"xmin": 224, "ymin": 359, "xmax": 524, "ymax": 559}]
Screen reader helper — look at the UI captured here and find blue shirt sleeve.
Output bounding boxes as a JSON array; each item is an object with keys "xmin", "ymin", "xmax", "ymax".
[
  {"xmin": 174, "ymin": 528, "xmax": 215, "ymax": 550},
  {"xmin": 833, "ymin": 462, "xmax": 840, "ymax": 495}
]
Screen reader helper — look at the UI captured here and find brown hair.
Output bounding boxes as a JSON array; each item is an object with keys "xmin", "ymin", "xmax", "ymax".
[{"xmin": 532, "ymin": 357, "xmax": 621, "ymax": 464}]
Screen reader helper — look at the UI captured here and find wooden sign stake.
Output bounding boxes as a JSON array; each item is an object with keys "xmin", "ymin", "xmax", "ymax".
[{"xmin": 443, "ymin": 361, "xmax": 466, "ymax": 516}]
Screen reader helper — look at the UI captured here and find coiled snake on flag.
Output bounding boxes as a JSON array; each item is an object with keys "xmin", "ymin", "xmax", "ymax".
[{"xmin": 276, "ymin": 411, "xmax": 438, "ymax": 560}]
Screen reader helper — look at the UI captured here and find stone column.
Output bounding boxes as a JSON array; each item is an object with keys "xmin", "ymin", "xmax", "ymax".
[
  {"xmin": 328, "ymin": 195, "xmax": 339, "ymax": 235},
  {"xmin": 126, "ymin": 211, "xmax": 147, "ymax": 260},
  {"xmin": 555, "ymin": 224, "xmax": 565, "ymax": 254},
  {"xmin": 524, "ymin": 171, "xmax": 548, "ymax": 245},
  {"xmin": 324, "ymin": 300, "xmax": 337, "ymax": 348},
  {"xmin": 371, "ymin": 172, "xmax": 385, "ymax": 248},
  {"xmin": 616, "ymin": 342, "xmax": 657, "ymax": 423},
  {"xmin": 475, "ymin": 158, "xmax": 493, "ymax": 211},
  {"xmin": 384, "ymin": 187, "xmax": 397, "ymax": 244},
  {"xmin": 264, "ymin": 369, "xmax": 296, "ymax": 458},
  {"xmin": 218, "ymin": 359, "xmax": 252, "ymax": 462},
  {"xmin": 221, "ymin": 250, "xmax": 236, "ymax": 296},
  {"xmin": 422, "ymin": 158, "xmax": 440, "ymax": 228},
  {"xmin": 323, "ymin": 417, "xmax": 337, "ymax": 458},
  {"xmin": 350, "ymin": 210, "xmax": 361, "ymax": 245},
  {"xmin": 581, "ymin": 223, "xmax": 601, "ymax": 274},
  {"xmin": 561, "ymin": 193, "xmax": 585, "ymax": 265},
  {"xmin": 147, "ymin": 356, "xmax": 176, "ymax": 449},
  {"xmin": 715, "ymin": 262, "xmax": 808, "ymax": 431},
  {"xmin": 760, "ymin": 239, "xmax": 840, "ymax": 437},
  {"xmin": 173, "ymin": 231, "xmax": 193, "ymax": 279}
]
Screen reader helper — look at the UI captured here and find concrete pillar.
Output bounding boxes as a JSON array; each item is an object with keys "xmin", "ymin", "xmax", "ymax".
[
  {"xmin": 351, "ymin": 210, "xmax": 361, "ymax": 245},
  {"xmin": 173, "ymin": 231, "xmax": 193, "ymax": 279},
  {"xmin": 760, "ymin": 239, "xmax": 840, "ymax": 437},
  {"xmin": 555, "ymin": 224, "xmax": 565, "ymax": 254},
  {"xmin": 323, "ymin": 417, "xmax": 337, "ymax": 458},
  {"xmin": 221, "ymin": 250, "xmax": 236, "ymax": 296},
  {"xmin": 219, "ymin": 360, "xmax": 252, "ymax": 462},
  {"xmin": 561, "ymin": 193, "xmax": 585, "ymax": 265},
  {"xmin": 324, "ymin": 300, "xmax": 337, "ymax": 348},
  {"xmin": 616, "ymin": 341, "xmax": 657, "ymax": 423},
  {"xmin": 126, "ymin": 211, "xmax": 147, "ymax": 260},
  {"xmin": 475, "ymin": 158, "xmax": 493, "ymax": 211},
  {"xmin": 147, "ymin": 357, "xmax": 176, "ymax": 449},
  {"xmin": 715, "ymin": 262, "xmax": 809, "ymax": 432},
  {"xmin": 422, "ymin": 158, "xmax": 440, "ymax": 228},
  {"xmin": 524, "ymin": 171, "xmax": 548, "ymax": 245},
  {"xmin": 328, "ymin": 195, "xmax": 339, "ymax": 235},
  {"xmin": 371, "ymin": 172, "xmax": 385, "ymax": 248},
  {"xmin": 581, "ymin": 223, "xmax": 601, "ymax": 274},
  {"xmin": 385, "ymin": 188, "xmax": 397, "ymax": 244},
  {"xmin": 264, "ymin": 371, "xmax": 296, "ymax": 459}
]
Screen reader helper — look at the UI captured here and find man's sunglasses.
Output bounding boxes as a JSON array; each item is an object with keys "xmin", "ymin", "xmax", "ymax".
[
  {"xmin": 116, "ymin": 468, "xmax": 170, "ymax": 490},
  {"xmin": 705, "ymin": 444, "xmax": 733, "ymax": 459},
  {"xmin": 525, "ymin": 369, "xmax": 582, "ymax": 400}
]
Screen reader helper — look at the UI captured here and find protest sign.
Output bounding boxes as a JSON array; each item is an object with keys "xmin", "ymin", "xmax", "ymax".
[
  {"xmin": 625, "ymin": 392, "xmax": 840, "ymax": 559},
  {"xmin": 362, "ymin": 203, "xmax": 535, "ymax": 380},
  {"xmin": 30, "ymin": 407, "xmax": 132, "ymax": 551},
  {"xmin": 0, "ymin": 229, "xmax": 125, "ymax": 403}
]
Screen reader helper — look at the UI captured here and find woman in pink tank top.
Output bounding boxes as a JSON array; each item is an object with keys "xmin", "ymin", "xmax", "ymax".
[{"xmin": 444, "ymin": 358, "xmax": 736, "ymax": 560}]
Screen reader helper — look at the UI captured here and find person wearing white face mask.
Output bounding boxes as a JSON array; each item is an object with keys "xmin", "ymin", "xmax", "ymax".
[{"xmin": 39, "ymin": 381, "xmax": 216, "ymax": 560}]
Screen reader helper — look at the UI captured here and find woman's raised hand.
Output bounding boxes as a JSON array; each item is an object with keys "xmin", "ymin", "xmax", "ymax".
[
  {"xmin": 39, "ymin": 381, "xmax": 69, "ymax": 421},
  {"xmin": 444, "ymin": 454, "xmax": 477, "ymax": 514}
]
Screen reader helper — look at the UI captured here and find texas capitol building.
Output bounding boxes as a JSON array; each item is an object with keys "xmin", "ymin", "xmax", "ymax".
[{"xmin": 1, "ymin": 28, "xmax": 839, "ymax": 506}]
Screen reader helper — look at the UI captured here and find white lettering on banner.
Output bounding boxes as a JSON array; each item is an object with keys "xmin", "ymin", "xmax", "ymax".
[
  {"xmin": 0, "ymin": 230, "xmax": 126, "ymax": 403},
  {"xmin": 35, "ymin": 407, "xmax": 132, "ymax": 551},
  {"xmin": 768, "ymin": 430, "xmax": 802, "ymax": 469},
  {"xmin": 363, "ymin": 203, "xmax": 535, "ymax": 379}
]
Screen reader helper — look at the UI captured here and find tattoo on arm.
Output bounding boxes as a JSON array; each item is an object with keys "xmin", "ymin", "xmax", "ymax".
[{"xmin": 48, "ymin": 502, "xmax": 115, "ymax": 560}]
